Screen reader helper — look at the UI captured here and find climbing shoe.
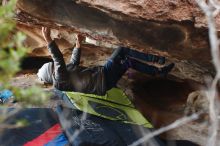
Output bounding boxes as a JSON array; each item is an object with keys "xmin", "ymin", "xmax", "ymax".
[
  {"xmin": 158, "ymin": 56, "xmax": 166, "ymax": 65},
  {"xmin": 159, "ymin": 63, "xmax": 175, "ymax": 77},
  {"xmin": 148, "ymin": 54, "xmax": 165, "ymax": 65}
]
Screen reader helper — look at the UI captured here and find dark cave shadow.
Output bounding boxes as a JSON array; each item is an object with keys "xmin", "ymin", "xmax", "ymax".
[
  {"xmin": 129, "ymin": 75, "xmax": 200, "ymax": 127},
  {"xmin": 132, "ymin": 77, "xmax": 195, "ymax": 107},
  {"xmin": 20, "ymin": 56, "xmax": 53, "ymax": 70},
  {"xmin": 131, "ymin": 77, "xmax": 200, "ymax": 146}
]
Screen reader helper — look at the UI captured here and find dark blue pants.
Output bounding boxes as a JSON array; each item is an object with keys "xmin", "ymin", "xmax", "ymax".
[{"xmin": 104, "ymin": 47, "xmax": 161, "ymax": 90}]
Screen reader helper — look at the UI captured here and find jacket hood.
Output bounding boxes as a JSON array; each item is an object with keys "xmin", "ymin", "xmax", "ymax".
[{"xmin": 37, "ymin": 62, "xmax": 54, "ymax": 84}]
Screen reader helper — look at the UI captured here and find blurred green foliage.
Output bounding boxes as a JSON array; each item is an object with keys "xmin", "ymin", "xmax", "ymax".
[{"xmin": 0, "ymin": 0, "xmax": 49, "ymax": 106}]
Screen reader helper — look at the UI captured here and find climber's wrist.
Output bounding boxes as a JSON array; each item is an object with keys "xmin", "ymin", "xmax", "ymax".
[{"xmin": 75, "ymin": 41, "xmax": 81, "ymax": 48}]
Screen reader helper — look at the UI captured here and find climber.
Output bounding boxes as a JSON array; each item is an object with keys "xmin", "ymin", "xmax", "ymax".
[{"xmin": 37, "ymin": 27, "xmax": 174, "ymax": 95}]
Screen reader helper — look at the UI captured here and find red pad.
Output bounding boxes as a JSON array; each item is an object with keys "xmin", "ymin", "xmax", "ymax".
[{"xmin": 24, "ymin": 123, "xmax": 62, "ymax": 146}]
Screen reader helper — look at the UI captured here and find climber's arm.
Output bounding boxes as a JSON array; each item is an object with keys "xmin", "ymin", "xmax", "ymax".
[
  {"xmin": 69, "ymin": 34, "xmax": 85, "ymax": 65},
  {"xmin": 42, "ymin": 27, "xmax": 68, "ymax": 84}
]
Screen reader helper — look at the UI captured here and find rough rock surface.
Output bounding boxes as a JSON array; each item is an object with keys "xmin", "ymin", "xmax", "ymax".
[
  {"xmin": 15, "ymin": 0, "xmax": 216, "ymax": 83},
  {"xmin": 78, "ymin": 0, "xmax": 220, "ymax": 29},
  {"xmin": 185, "ymin": 90, "xmax": 209, "ymax": 115}
]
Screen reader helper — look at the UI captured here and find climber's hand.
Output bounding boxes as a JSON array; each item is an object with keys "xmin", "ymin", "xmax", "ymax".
[
  {"xmin": 42, "ymin": 27, "xmax": 52, "ymax": 44},
  {"xmin": 76, "ymin": 34, "xmax": 85, "ymax": 43},
  {"xmin": 75, "ymin": 34, "xmax": 85, "ymax": 48}
]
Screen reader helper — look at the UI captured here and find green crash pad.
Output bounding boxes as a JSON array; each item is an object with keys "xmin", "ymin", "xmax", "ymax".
[{"xmin": 65, "ymin": 88, "xmax": 153, "ymax": 128}]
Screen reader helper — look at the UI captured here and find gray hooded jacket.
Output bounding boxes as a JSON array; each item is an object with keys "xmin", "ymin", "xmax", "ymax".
[{"xmin": 39, "ymin": 41, "xmax": 106, "ymax": 95}]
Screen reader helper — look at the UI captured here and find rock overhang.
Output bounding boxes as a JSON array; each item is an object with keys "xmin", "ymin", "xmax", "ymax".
[{"xmin": 15, "ymin": 0, "xmax": 215, "ymax": 83}]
